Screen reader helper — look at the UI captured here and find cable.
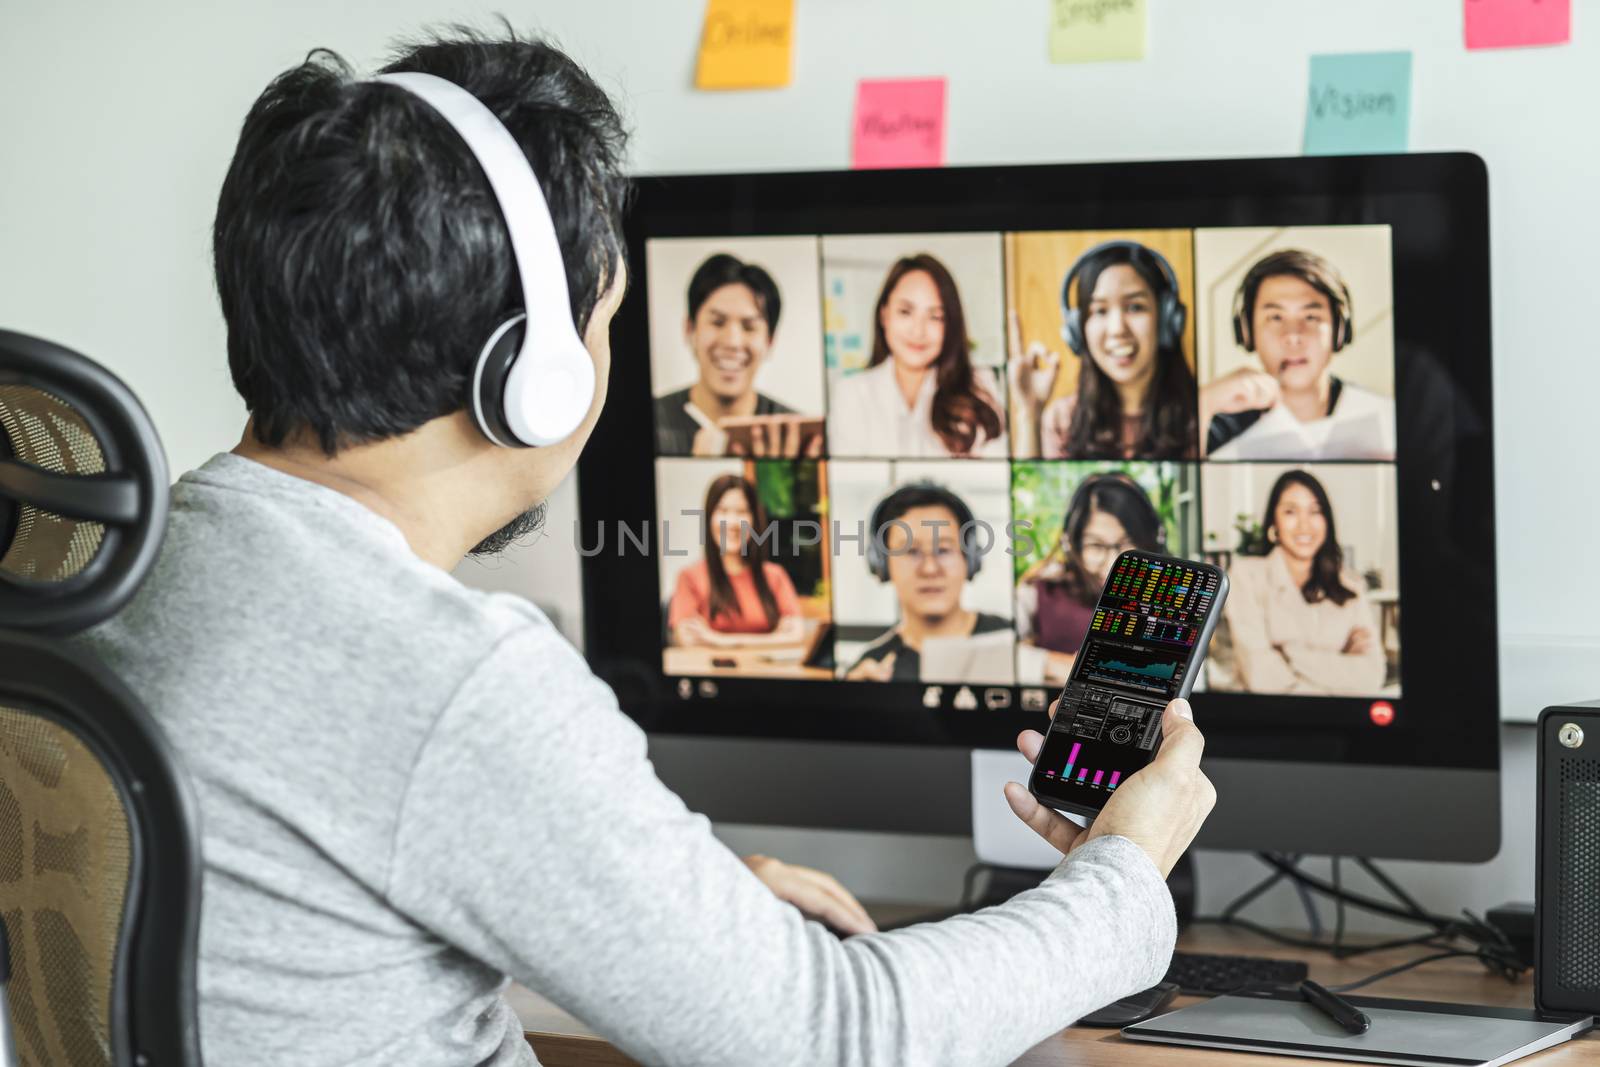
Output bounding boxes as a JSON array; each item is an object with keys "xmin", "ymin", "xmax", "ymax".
[
  {"xmin": 1330, "ymin": 856, "xmax": 1346, "ymax": 957},
  {"xmin": 958, "ymin": 862, "xmax": 987, "ymax": 910},
  {"xmin": 1190, "ymin": 852, "xmax": 1528, "ymax": 993},
  {"xmin": 1328, "ymin": 950, "xmax": 1478, "ymax": 994}
]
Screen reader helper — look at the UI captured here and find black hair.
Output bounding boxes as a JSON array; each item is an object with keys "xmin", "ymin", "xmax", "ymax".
[
  {"xmin": 874, "ymin": 482, "xmax": 975, "ymax": 535},
  {"xmin": 213, "ymin": 25, "xmax": 631, "ymax": 455},
  {"xmin": 1236, "ymin": 248, "xmax": 1353, "ymax": 351},
  {"xmin": 1263, "ymin": 469, "xmax": 1357, "ymax": 607},
  {"xmin": 1053, "ymin": 473, "xmax": 1164, "ymax": 602},
  {"xmin": 686, "ymin": 254, "xmax": 782, "ymax": 336},
  {"xmin": 1063, "ymin": 244, "xmax": 1197, "ymax": 459}
]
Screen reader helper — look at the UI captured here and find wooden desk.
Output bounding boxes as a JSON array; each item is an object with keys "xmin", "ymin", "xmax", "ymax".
[{"xmin": 513, "ymin": 904, "xmax": 1600, "ymax": 1066}]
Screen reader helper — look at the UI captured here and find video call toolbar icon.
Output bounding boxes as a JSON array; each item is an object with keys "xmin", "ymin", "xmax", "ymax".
[
  {"xmin": 954, "ymin": 687, "xmax": 979, "ymax": 711},
  {"xmin": 698, "ymin": 679, "xmax": 719, "ymax": 699},
  {"xmin": 1021, "ymin": 689, "xmax": 1048, "ymax": 712},
  {"xmin": 984, "ymin": 688, "xmax": 1012, "ymax": 710},
  {"xmin": 922, "ymin": 686, "xmax": 943, "ymax": 709},
  {"xmin": 677, "ymin": 678, "xmax": 693, "ymax": 700}
]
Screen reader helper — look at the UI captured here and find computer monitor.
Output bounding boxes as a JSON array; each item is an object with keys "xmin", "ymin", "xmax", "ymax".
[{"xmin": 578, "ymin": 154, "xmax": 1498, "ymax": 864}]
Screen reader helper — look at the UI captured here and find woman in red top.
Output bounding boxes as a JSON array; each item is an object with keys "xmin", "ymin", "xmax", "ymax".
[{"xmin": 669, "ymin": 474, "xmax": 802, "ymax": 648}]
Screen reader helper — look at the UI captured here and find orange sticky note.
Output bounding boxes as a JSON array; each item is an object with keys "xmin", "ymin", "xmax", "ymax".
[
  {"xmin": 851, "ymin": 78, "xmax": 946, "ymax": 170},
  {"xmin": 1464, "ymin": 0, "xmax": 1570, "ymax": 49},
  {"xmin": 694, "ymin": 0, "xmax": 793, "ymax": 90}
]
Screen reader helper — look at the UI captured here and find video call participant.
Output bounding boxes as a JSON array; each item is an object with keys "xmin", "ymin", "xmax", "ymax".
[
  {"xmin": 654, "ymin": 253, "xmax": 820, "ymax": 458},
  {"xmin": 1017, "ymin": 472, "xmax": 1166, "ymax": 686},
  {"xmin": 1222, "ymin": 470, "xmax": 1386, "ymax": 695},
  {"xmin": 668, "ymin": 473, "xmax": 803, "ymax": 648},
  {"xmin": 84, "ymin": 32, "xmax": 1216, "ymax": 1065},
  {"xmin": 1202, "ymin": 249, "xmax": 1395, "ymax": 461},
  {"xmin": 1010, "ymin": 241, "xmax": 1198, "ymax": 460},
  {"xmin": 846, "ymin": 482, "xmax": 1011, "ymax": 681},
  {"xmin": 829, "ymin": 253, "xmax": 1007, "ymax": 458}
]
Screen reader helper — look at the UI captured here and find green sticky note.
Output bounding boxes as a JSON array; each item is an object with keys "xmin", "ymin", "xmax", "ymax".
[
  {"xmin": 1049, "ymin": 0, "xmax": 1146, "ymax": 63},
  {"xmin": 1304, "ymin": 52, "xmax": 1412, "ymax": 155}
]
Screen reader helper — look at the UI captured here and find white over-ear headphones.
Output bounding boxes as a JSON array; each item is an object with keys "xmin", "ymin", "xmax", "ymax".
[{"xmin": 372, "ymin": 72, "xmax": 596, "ymax": 448}]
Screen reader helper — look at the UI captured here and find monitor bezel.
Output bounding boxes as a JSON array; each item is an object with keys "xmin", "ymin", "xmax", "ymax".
[{"xmin": 579, "ymin": 153, "xmax": 1497, "ymax": 774}]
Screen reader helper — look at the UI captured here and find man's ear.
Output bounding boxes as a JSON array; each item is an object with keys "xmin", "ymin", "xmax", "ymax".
[{"xmin": 684, "ymin": 317, "xmax": 695, "ymax": 343}]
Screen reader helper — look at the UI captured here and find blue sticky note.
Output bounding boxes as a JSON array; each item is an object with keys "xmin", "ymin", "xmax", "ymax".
[{"xmin": 1304, "ymin": 52, "xmax": 1412, "ymax": 155}]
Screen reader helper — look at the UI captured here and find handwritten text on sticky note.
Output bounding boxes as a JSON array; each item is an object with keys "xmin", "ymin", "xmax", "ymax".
[
  {"xmin": 1464, "ymin": 0, "xmax": 1570, "ymax": 50},
  {"xmin": 694, "ymin": 0, "xmax": 793, "ymax": 90},
  {"xmin": 1049, "ymin": 0, "xmax": 1146, "ymax": 63},
  {"xmin": 852, "ymin": 78, "xmax": 946, "ymax": 170},
  {"xmin": 1304, "ymin": 52, "xmax": 1412, "ymax": 156}
]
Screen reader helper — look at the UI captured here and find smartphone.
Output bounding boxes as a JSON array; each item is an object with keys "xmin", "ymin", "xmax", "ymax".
[{"xmin": 1028, "ymin": 551, "xmax": 1228, "ymax": 819}]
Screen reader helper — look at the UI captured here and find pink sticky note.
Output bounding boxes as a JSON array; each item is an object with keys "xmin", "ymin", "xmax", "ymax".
[
  {"xmin": 851, "ymin": 78, "xmax": 946, "ymax": 170},
  {"xmin": 1465, "ymin": 0, "xmax": 1570, "ymax": 49}
]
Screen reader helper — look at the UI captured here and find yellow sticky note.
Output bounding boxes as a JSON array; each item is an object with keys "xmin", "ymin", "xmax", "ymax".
[
  {"xmin": 1049, "ymin": 0, "xmax": 1146, "ymax": 64},
  {"xmin": 695, "ymin": 0, "xmax": 794, "ymax": 90}
]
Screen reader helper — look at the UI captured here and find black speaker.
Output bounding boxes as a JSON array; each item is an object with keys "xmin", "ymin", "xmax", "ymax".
[{"xmin": 1537, "ymin": 702, "xmax": 1600, "ymax": 1017}]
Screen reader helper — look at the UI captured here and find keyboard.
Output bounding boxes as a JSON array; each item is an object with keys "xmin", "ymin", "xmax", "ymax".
[{"xmin": 1164, "ymin": 951, "xmax": 1309, "ymax": 996}]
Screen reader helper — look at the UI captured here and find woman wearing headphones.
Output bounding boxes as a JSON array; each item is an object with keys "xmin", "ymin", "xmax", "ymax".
[
  {"xmin": 1220, "ymin": 469, "xmax": 1385, "ymax": 695},
  {"xmin": 1009, "ymin": 241, "xmax": 1198, "ymax": 460},
  {"xmin": 1016, "ymin": 471, "xmax": 1168, "ymax": 685},
  {"xmin": 669, "ymin": 473, "xmax": 805, "ymax": 648},
  {"xmin": 828, "ymin": 254, "xmax": 1007, "ymax": 458}
]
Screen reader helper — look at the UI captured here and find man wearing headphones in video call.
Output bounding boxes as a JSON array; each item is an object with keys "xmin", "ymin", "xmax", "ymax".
[
  {"xmin": 653, "ymin": 252, "xmax": 821, "ymax": 458},
  {"xmin": 845, "ymin": 482, "xmax": 1013, "ymax": 682},
  {"xmin": 81, "ymin": 28, "xmax": 1215, "ymax": 1067},
  {"xmin": 1200, "ymin": 248, "xmax": 1396, "ymax": 461}
]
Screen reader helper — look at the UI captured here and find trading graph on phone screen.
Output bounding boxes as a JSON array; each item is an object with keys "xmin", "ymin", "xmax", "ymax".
[{"xmin": 1035, "ymin": 555, "xmax": 1220, "ymax": 802}]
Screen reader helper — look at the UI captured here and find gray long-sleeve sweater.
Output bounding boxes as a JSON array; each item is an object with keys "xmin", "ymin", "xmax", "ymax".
[{"xmin": 80, "ymin": 453, "xmax": 1177, "ymax": 1067}]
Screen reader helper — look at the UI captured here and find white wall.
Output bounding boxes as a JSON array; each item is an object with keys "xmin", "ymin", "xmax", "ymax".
[{"xmin": 6, "ymin": 0, "xmax": 1589, "ymax": 922}]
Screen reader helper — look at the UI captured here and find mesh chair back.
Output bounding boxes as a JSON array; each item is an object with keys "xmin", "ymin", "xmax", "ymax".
[
  {"xmin": 0, "ymin": 703, "xmax": 132, "ymax": 1067},
  {"xmin": 0, "ymin": 331, "xmax": 197, "ymax": 1065},
  {"xmin": 0, "ymin": 330, "xmax": 167, "ymax": 634}
]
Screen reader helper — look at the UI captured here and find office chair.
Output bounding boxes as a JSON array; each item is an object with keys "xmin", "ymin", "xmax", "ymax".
[{"xmin": 0, "ymin": 328, "xmax": 202, "ymax": 1066}]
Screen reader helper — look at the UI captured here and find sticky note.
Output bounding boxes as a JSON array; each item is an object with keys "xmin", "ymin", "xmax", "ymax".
[
  {"xmin": 1464, "ymin": 0, "xmax": 1570, "ymax": 50},
  {"xmin": 694, "ymin": 0, "xmax": 793, "ymax": 90},
  {"xmin": 851, "ymin": 78, "xmax": 946, "ymax": 170},
  {"xmin": 1049, "ymin": 0, "xmax": 1146, "ymax": 63},
  {"xmin": 1303, "ymin": 52, "xmax": 1412, "ymax": 156}
]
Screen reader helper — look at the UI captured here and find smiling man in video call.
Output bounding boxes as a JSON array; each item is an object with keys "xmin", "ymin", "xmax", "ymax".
[
  {"xmin": 653, "ymin": 252, "xmax": 820, "ymax": 458},
  {"xmin": 79, "ymin": 27, "xmax": 1216, "ymax": 1067},
  {"xmin": 1201, "ymin": 248, "xmax": 1396, "ymax": 460},
  {"xmin": 846, "ymin": 482, "xmax": 1014, "ymax": 683}
]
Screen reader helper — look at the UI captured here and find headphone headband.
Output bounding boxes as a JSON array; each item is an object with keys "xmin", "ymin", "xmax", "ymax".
[
  {"xmin": 866, "ymin": 482, "xmax": 982, "ymax": 582},
  {"xmin": 373, "ymin": 72, "xmax": 594, "ymax": 447},
  {"xmin": 1059, "ymin": 240, "xmax": 1187, "ymax": 357}
]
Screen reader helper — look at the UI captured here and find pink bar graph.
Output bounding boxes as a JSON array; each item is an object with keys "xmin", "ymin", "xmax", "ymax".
[
  {"xmin": 1108, "ymin": 771, "xmax": 1122, "ymax": 789},
  {"xmin": 1062, "ymin": 742, "xmax": 1081, "ymax": 779},
  {"xmin": 1092, "ymin": 770, "xmax": 1105, "ymax": 786},
  {"xmin": 1077, "ymin": 767, "xmax": 1089, "ymax": 782}
]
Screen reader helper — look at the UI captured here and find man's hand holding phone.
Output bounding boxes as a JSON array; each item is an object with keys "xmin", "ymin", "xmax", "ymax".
[{"xmin": 1003, "ymin": 698, "xmax": 1216, "ymax": 877}]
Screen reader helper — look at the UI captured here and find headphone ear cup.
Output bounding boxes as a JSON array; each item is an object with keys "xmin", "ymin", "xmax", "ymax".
[
  {"xmin": 1333, "ymin": 309, "xmax": 1353, "ymax": 352},
  {"xmin": 471, "ymin": 315, "xmax": 525, "ymax": 448},
  {"xmin": 1162, "ymin": 298, "xmax": 1188, "ymax": 352},
  {"xmin": 1061, "ymin": 310, "xmax": 1086, "ymax": 356}
]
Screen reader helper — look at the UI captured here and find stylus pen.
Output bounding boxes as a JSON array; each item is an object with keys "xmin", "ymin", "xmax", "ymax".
[{"xmin": 1299, "ymin": 979, "xmax": 1370, "ymax": 1035}]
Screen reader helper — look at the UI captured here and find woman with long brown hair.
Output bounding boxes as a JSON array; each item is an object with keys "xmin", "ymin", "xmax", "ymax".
[
  {"xmin": 828, "ymin": 253, "xmax": 1006, "ymax": 458},
  {"xmin": 668, "ymin": 473, "xmax": 804, "ymax": 647}
]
